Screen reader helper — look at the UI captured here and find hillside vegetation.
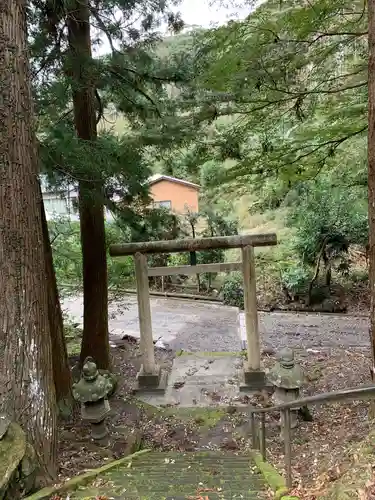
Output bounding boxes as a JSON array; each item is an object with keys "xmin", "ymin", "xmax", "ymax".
[{"xmin": 50, "ymin": 0, "xmax": 369, "ymax": 314}]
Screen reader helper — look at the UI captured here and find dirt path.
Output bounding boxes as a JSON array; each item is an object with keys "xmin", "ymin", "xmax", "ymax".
[{"xmin": 61, "ymin": 295, "xmax": 370, "ymax": 352}]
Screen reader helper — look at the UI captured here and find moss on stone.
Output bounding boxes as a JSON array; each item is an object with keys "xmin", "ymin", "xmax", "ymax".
[
  {"xmin": 250, "ymin": 450, "xmax": 296, "ymax": 500},
  {"xmin": 178, "ymin": 351, "xmax": 242, "ymax": 357},
  {"xmin": 170, "ymin": 407, "xmax": 226, "ymax": 428},
  {"xmin": 29, "ymin": 451, "xmax": 266, "ymax": 499},
  {"xmin": 0, "ymin": 422, "xmax": 26, "ymax": 497},
  {"xmin": 135, "ymin": 399, "xmax": 226, "ymax": 429},
  {"xmin": 24, "ymin": 449, "xmax": 152, "ymax": 500}
]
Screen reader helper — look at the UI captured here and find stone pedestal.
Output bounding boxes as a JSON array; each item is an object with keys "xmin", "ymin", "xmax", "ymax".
[
  {"xmin": 91, "ymin": 420, "xmax": 108, "ymax": 440},
  {"xmin": 135, "ymin": 364, "xmax": 168, "ymax": 393},
  {"xmin": 240, "ymin": 365, "xmax": 267, "ymax": 390}
]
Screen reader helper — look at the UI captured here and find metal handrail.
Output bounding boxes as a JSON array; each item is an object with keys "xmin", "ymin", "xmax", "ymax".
[{"xmin": 249, "ymin": 384, "xmax": 375, "ymax": 488}]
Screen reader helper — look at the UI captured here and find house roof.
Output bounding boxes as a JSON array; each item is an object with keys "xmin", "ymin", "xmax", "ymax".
[{"xmin": 147, "ymin": 174, "xmax": 200, "ymax": 190}]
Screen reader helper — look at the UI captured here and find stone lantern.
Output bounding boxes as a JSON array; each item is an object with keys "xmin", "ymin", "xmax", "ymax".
[
  {"xmin": 268, "ymin": 347, "xmax": 304, "ymax": 431},
  {"xmin": 73, "ymin": 357, "xmax": 113, "ymax": 440}
]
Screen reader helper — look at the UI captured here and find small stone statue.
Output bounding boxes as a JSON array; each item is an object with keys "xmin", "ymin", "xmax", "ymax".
[
  {"xmin": 73, "ymin": 357, "xmax": 113, "ymax": 440},
  {"xmin": 268, "ymin": 347, "xmax": 305, "ymax": 431}
]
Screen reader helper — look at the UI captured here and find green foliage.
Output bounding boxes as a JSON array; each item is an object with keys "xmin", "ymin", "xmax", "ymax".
[
  {"xmin": 222, "ymin": 272, "xmax": 244, "ymax": 309},
  {"xmin": 34, "ymin": 0, "xmax": 371, "ymax": 310},
  {"xmin": 50, "ymin": 218, "xmax": 134, "ymax": 291},
  {"xmin": 49, "ymin": 218, "xmax": 83, "ymax": 289},
  {"xmin": 287, "ymin": 179, "xmax": 368, "ymax": 267},
  {"xmin": 62, "ymin": 312, "xmax": 83, "ymax": 356},
  {"xmin": 279, "ymin": 261, "xmax": 311, "ymax": 298},
  {"xmin": 157, "ymin": 0, "xmax": 367, "ymax": 200}
]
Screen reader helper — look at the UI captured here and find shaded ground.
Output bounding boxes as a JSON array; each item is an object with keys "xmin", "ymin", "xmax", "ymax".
[
  {"xmin": 252, "ymin": 347, "xmax": 372, "ymax": 492},
  {"xmin": 63, "ymin": 451, "xmax": 266, "ymax": 499},
  {"xmin": 59, "ymin": 295, "xmax": 374, "ymax": 497},
  {"xmin": 58, "ymin": 335, "xmax": 373, "ymax": 496},
  {"xmin": 59, "ymin": 342, "xmax": 248, "ymax": 481}
]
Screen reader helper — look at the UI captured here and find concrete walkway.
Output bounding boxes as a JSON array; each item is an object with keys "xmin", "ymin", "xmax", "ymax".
[
  {"xmin": 62, "ymin": 294, "xmax": 370, "ymax": 352},
  {"xmin": 61, "ymin": 294, "xmax": 242, "ymax": 352}
]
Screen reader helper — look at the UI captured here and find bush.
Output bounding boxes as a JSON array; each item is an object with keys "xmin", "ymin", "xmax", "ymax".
[
  {"xmin": 349, "ymin": 269, "xmax": 369, "ymax": 284},
  {"xmin": 279, "ymin": 261, "xmax": 311, "ymax": 299},
  {"xmin": 222, "ymin": 272, "xmax": 244, "ymax": 309},
  {"xmin": 287, "ymin": 181, "xmax": 368, "ymax": 266}
]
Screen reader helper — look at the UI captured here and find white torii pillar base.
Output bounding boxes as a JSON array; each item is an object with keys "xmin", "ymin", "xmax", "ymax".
[
  {"xmin": 135, "ymin": 364, "xmax": 168, "ymax": 393},
  {"xmin": 134, "ymin": 252, "xmax": 168, "ymax": 393},
  {"xmin": 240, "ymin": 246, "xmax": 268, "ymax": 390}
]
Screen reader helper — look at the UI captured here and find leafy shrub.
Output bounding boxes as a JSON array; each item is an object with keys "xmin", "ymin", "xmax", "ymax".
[
  {"xmin": 349, "ymin": 269, "xmax": 369, "ymax": 284},
  {"xmin": 287, "ymin": 181, "xmax": 368, "ymax": 266},
  {"xmin": 285, "ymin": 180, "xmax": 368, "ymax": 298},
  {"xmin": 279, "ymin": 261, "xmax": 311, "ymax": 298},
  {"xmin": 222, "ymin": 272, "xmax": 244, "ymax": 309}
]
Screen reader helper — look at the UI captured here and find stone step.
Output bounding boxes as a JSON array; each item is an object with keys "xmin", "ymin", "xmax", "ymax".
[{"xmin": 70, "ymin": 451, "xmax": 267, "ymax": 499}]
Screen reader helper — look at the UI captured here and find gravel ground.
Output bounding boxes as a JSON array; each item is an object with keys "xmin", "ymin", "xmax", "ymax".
[
  {"xmin": 259, "ymin": 310, "xmax": 369, "ymax": 350},
  {"xmin": 61, "ymin": 294, "xmax": 370, "ymax": 352}
]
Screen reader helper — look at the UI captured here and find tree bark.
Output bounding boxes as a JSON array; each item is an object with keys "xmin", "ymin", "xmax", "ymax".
[
  {"xmin": 40, "ymin": 185, "xmax": 73, "ymax": 416},
  {"xmin": 67, "ymin": 0, "xmax": 110, "ymax": 370},
  {"xmin": 368, "ymin": 0, "xmax": 375, "ymax": 397},
  {"xmin": 0, "ymin": 0, "xmax": 57, "ymax": 481}
]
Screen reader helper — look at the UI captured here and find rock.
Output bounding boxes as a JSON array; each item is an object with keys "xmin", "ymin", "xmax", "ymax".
[
  {"xmin": 234, "ymin": 359, "xmax": 243, "ymax": 369},
  {"xmin": 262, "ymin": 347, "xmax": 275, "ymax": 357},
  {"xmin": 122, "ymin": 334, "xmax": 139, "ymax": 344},
  {"xmin": 194, "ymin": 416, "xmax": 205, "ymax": 425},
  {"xmin": 226, "ymin": 406, "xmax": 237, "ymax": 415},
  {"xmin": 173, "ymin": 380, "xmax": 185, "ymax": 389},
  {"xmin": 0, "ymin": 421, "xmax": 34, "ymax": 500},
  {"xmin": 220, "ymin": 438, "xmax": 239, "ymax": 451},
  {"xmin": 20, "ymin": 443, "xmax": 37, "ymax": 495},
  {"xmin": 307, "ymin": 367, "xmax": 322, "ymax": 381},
  {"xmin": 298, "ymin": 406, "xmax": 313, "ymax": 422},
  {"xmin": 111, "ymin": 431, "xmax": 143, "ymax": 460},
  {"xmin": 60, "ymin": 430, "xmax": 76, "ymax": 441}
]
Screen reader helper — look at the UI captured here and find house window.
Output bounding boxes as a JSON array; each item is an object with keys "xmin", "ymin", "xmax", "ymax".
[
  {"xmin": 43, "ymin": 197, "xmax": 69, "ymax": 215},
  {"xmin": 157, "ymin": 200, "xmax": 171, "ymax": 209}
]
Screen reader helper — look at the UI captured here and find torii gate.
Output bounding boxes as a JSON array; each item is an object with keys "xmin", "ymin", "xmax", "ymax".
[{"xmin": 109, "ymin": 233, "xmax": 277, "ymax": 392}]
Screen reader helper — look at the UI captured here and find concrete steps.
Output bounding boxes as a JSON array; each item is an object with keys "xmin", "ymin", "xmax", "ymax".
[{"xmin": 70, "ymin": 451, "xmax": 266, "ymax": 499}]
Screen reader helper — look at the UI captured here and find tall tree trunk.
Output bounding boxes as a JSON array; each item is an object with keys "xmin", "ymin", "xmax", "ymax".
[
  {"xmin": 0, "ymin": 0, "xmax": 57, "ymax": 481},
  {"xmin": 67, "ymin": 0, "xmax": 110, "ymax": 370},
  {"xmin": 40, "ymin": 185, "xmax": 73, "ymax": 416},
  {"xmin": 368, "ymin": 0, "xmax": 375, "ymax": 403}
]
